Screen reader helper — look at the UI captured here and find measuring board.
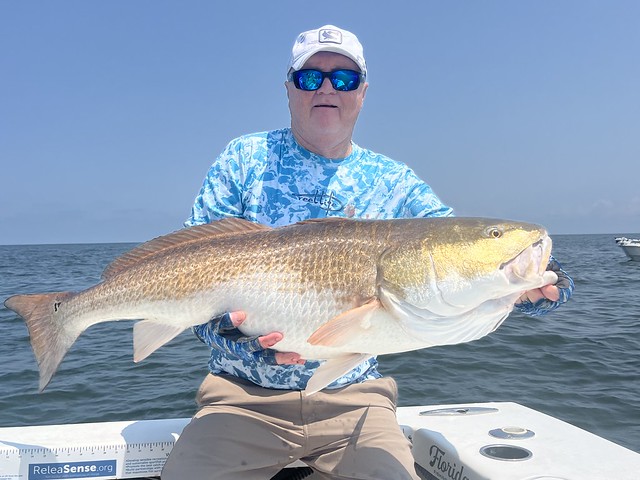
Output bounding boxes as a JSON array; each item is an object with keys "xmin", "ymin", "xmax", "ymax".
[{"xmin": 0, "ymin": 418, "xmax": 189, "ymax": 480}]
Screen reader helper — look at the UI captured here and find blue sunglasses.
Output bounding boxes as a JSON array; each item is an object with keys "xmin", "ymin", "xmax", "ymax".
[{"xmin": 289, "ymin": 69, "xmax": 364, "ymax": 92}]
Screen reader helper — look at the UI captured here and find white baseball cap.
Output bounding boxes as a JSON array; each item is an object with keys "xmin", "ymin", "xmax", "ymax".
[{"xmin": 287, "ymin": 25, "xmax": 367, "ymax": 76}]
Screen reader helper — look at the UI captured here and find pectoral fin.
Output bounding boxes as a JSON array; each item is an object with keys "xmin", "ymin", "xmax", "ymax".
[
  {"xmin": 307, "ymin": 299, "xmax": 382, "ymax": 347},
  {"xmin": 133, "ymin": 321, "xmax": 186, "ymax": 362},
  {"xmin": 305, "ymin": 353, "xmax": 372, "ymax": 395}
]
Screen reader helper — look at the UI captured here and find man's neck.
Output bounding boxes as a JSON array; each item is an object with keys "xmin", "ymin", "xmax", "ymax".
[{"xmin": 291, "ymin": 128, "xmax": 353, "ymax": 160}]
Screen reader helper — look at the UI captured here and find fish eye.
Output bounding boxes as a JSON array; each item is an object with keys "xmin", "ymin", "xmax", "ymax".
[{"xmin": 486, "ymin": 226, "xmax": 503, "ymax": 239}]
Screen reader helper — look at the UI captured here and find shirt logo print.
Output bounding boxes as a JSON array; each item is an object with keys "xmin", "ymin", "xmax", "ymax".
[{"xmin": 293, "ymin": 189, "xmax": 344, "ymax": 212}]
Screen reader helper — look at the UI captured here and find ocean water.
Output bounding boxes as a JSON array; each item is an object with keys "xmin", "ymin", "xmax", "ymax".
[{"xmin": 0, "ymin": 234, "xmax": 639, "ymax": 454}]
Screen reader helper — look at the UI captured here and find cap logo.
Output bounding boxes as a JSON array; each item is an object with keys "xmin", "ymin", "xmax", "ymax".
[{"xmin": 318, "ymin": 28, "xmax": 342, "ymax": 44}]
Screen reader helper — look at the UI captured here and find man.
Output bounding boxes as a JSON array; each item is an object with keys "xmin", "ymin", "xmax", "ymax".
[{"xmin": 162, "ymin": 25, "xmax": 573, "ymax": 480}]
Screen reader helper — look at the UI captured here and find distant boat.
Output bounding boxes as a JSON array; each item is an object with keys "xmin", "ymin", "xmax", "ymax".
[{"xmin": 615, "ymin": 237, "xmax": 640, "ymax": 261}]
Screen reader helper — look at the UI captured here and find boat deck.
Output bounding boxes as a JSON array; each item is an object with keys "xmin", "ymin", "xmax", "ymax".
[{"xmin": 2, "ymin": 402, "xmax": 639, "ymax": 479}]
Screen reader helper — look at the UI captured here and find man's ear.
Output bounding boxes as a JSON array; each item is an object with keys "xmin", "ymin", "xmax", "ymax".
[{"xmin": 360, "ymin": 82, "xmax": 369, "ymax": 107}]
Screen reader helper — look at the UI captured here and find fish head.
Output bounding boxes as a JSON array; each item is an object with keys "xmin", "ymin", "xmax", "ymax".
[{"xmin": 381, "ymin": 218, "xmax": 554, "ymax": 317}]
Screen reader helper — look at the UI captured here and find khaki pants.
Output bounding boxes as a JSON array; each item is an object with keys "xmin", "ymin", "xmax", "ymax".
[{"xmin": 161, "ymin": 374, "xmax": 419, "ymax": 480}]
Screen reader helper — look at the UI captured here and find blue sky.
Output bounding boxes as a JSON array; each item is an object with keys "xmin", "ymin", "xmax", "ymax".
[{"xmin": 1, "ymin": 1, "xmax": 639, "ymax": 245}]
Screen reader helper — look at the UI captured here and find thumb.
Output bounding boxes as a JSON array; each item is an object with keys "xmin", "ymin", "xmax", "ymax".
[{"xmin": 228, "ymin": 310, "xmax": 247, "ymax": 327}]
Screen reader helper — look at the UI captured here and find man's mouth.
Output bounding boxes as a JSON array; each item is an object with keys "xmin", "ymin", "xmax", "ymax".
[{"xmin": 314, "ymin": 104, "xmax": 338, "ymax": 108}]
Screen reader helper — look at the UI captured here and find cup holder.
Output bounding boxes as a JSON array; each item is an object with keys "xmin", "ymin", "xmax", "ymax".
[
  {"xmin": 479, "ymin": 444, "xmax": 533, "ymax": 461},
  {"xmin": 489, "ymin": 426, "xmax": 535, "ymax": 440}
]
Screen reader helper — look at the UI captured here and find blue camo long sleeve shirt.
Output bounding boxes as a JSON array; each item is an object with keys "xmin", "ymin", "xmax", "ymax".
[{"xmin": 185, "ymin": 127, "xmax": 572, "ymax": 390}]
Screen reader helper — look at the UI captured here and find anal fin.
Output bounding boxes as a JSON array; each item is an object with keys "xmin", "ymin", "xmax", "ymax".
[{"xmin": 133, "ymin": 321, "xmax": 185, "ymax": 362}]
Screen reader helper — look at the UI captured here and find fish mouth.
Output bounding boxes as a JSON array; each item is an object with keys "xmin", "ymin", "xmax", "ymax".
[{"xmin": 502, "ymin": 235, "xmax": 553, "ymax": 284}]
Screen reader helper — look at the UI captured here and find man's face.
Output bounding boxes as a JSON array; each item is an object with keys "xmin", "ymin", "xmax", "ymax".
[{"xmin": 286, "ymin": 51, "xmax": 368, "ymax": 146}]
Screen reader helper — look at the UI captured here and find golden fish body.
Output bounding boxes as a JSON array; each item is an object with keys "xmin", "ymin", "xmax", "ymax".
[{"xmin": 4, "ymin": 217, "xmax": 555, "ymax": 393}]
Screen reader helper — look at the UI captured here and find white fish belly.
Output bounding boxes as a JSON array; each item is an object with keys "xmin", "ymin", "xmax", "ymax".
[{"xmin": 215, "ymin": 284, "xmax": 426, "ymax": 359}]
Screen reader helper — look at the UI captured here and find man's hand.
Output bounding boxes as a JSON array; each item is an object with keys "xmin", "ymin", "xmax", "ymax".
[
  {"xmin": 224, "ymin": 311, "xmax": 305, "ymax": 365},
  {"xmin": 518, "ymin": 284, "xmax": 560, "ymax": 304},
  {"xmin": 516, "ymin": 257, "xmax": 572, "ymax": 306}
]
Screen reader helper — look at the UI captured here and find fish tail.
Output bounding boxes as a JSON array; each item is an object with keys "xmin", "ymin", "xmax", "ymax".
[{"xmin": 4, "ymin": 292, "xmax": 78, "ymax": 392}]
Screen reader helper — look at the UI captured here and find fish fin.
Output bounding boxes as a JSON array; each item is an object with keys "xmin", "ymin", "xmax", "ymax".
[
  {"xmin": 133, "ymin": 321, "xmax": 186, "ymax": 362},
  {"xmin": 4, "ymin": 292, "xmax": 79, "ymax": 392},
  {"xmin": 294, "ymin": 217, "xmax": 352, "ymax": 226},
  {"xmin": 305, "ymin": 353, "xmax": 372, "ymax": 395},
  {"xmin": 307, "ymin": 299, "xmax": 382, "ymax": 347},
  {"xmin": 103, "ymin": 218, "xmax": 270, "ymax": 279}
]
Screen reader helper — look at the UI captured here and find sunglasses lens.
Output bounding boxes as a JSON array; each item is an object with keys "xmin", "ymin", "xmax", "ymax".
[
  {"xmin": 331, "ymin": 70, "xmax": 361, "ymax": 91},
  {"xmin": 294, "ymin": 70, "xmax": 323, "ymax": 91},
  {"xmin": 291, "ymin": 69, "xmax": 362, "ymax": 91}
]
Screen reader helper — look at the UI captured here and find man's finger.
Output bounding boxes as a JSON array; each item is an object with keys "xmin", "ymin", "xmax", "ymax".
[
  {"xmin": 275, "ymin": 352, "xmax": 306, "ymax": 365},
  {"xmin": 540, "ymin": 284, "xmax": 560, "ymax": 302},
  {"xmin": 258, "ymin": 332, "xmax": 283, "ymax": 349},
  {"xmin": 518, "ymin": 289, "xmax": 545, "ymax": 303}
]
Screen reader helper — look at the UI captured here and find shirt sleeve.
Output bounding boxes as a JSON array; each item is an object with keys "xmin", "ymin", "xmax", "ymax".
[
  {"xmin": 185, "ymin": 138, "xmax": 247, "ymax": 227},
  {"xmin": 401, "ymin": 169, "xmax": 454, "ymax": 218}
]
